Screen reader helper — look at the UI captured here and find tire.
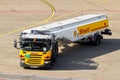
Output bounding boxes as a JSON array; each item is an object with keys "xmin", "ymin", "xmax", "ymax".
[
  {"xmin": 45, "ymin": 65, "xmax": 51, "ymax": 70},
  {"xmin": 52, "ymin": 42, "xmax": 58, "ymax": 58},
  {"xmin": 53, "ymin": 42, "xmax": 58, "ymax": 62},
  {"xmin": 23, "ymin": 67, "xmax": 30, "ymax": 69},
  {"xmin": 51, "ymin": 51, "xmax": 57, "ymax": 63},
  {"xmin": 55, "ymin": 42, "xmax": 58, "ymax": 57},
  {"xmin": 45, "ymin": 60, "xmax": 53, "ymax": 70},
  {"xmin": 92, "ymin": 34, "xmax": 102, "ymax": 46},
  {"xmin": 20, "ymin": 62, "xmax": 31, "ymax": 69}
]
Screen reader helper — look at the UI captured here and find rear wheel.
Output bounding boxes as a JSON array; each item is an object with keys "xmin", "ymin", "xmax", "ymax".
[{"xmin": 92, "ymin": 34, "xmax": 102, "ymax": 46}]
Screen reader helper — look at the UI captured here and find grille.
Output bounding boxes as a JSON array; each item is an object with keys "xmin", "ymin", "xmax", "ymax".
[{"xmin": 27, "ymin": 54, "xmax": 42, "ymax": 65}]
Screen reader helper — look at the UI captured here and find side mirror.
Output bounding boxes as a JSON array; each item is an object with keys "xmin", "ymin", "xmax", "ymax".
[{"xmin": 14, "ymin": 39, "xmax": 19, "ymax": 49}]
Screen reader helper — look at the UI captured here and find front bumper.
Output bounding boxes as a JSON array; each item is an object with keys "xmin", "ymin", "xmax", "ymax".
[{"xmin": 20, "ymin": 60, "xmax": 51, "ymax": 69}]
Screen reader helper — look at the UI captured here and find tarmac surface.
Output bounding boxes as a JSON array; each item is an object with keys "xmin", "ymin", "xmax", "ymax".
[{"xmin": 0, "ymin": 0, "xmax": 120, "ymax": 80}]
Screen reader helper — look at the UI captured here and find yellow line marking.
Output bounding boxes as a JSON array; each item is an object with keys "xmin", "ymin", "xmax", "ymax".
[
  {"xmin": 40, "ymin": 0, "xmax": 55, "ymax": 21},
  {"xmin": 0, "ymin": 0, "xmax": 108, "ymax": 37},
  {"xmin": 49, "ymin": 0, "xmax": 108, "ymax": 21},
  {"xmin": 0, "ymin": 0, "xmax": 55, "ymax": 37}
]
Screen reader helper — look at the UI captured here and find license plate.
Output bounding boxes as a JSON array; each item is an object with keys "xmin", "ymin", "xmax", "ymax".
[{"xmin": 31, "ymin": 66, "xmax": 39, "ymax": 68}]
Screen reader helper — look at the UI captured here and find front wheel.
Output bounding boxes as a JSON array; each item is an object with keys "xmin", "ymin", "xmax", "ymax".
[
  {"xmin": 55, "ymin": 42, "xmax": 58, "ymax": 57},
  {"xmin": 20, "ymin": 62, "xmax": 31, "ymax": 69},
  {"xmin": 45, "ymin": 60, "xmax": 53, "ymax": 70}
]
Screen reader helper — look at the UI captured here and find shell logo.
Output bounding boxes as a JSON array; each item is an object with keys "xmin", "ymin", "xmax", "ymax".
[{"xmin": 74, "ymin": 30, "xmax": 77, "ymax": 37}]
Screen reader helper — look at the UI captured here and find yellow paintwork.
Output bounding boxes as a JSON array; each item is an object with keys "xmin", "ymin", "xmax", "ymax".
[
  {"xmin": 19, "ymin": 49, "xmax": 52, "ymax": 66},
  {"xmin": 76, "ymin": 19, "xmax": 108, "ymax": 36}
]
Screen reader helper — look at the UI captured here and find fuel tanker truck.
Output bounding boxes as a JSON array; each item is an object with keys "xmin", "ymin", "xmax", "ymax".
[{"xmin": 14, "ymin": 14, "xmax": 112, "ymax": 69}]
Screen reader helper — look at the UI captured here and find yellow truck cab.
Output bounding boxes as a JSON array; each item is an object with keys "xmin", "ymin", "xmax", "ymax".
[{"xmin": 15, "ymin": 31, "xmax": 58, "ymax": 69}]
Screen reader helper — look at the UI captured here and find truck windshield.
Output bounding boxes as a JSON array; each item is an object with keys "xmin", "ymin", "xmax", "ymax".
[{"xmin": 20, "ymin": 39, "xmax": 51, "ymax": 52}]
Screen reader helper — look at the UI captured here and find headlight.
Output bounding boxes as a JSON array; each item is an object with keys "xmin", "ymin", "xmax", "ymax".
[{"xmin": 44, "ymin": 61, "xmax": 51, "ymax": 64}]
